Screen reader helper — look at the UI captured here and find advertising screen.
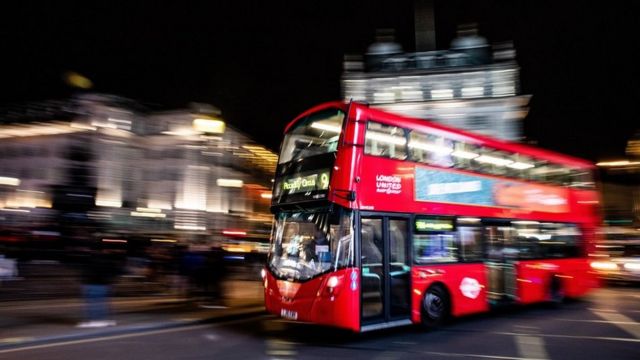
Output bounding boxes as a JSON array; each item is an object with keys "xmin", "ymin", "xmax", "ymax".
[{"xmin": 415, "ymin": 167, "xmax": 569, "ymax": 213}]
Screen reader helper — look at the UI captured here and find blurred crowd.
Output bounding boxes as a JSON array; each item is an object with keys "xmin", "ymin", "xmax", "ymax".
[{"xmin": 0, "ymin": 223, "xmax": 265, "ymax": 306}]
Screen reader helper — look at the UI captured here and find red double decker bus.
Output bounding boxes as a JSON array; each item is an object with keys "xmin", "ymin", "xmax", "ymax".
[{"xmin": 264, "ymin": 101, "xmax": 600, "ymax": 332}]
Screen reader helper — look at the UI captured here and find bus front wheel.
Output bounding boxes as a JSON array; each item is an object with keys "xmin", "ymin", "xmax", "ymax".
[{"xmin": 421, "ymin": 285, "xmax": 450, "ymax": 328}]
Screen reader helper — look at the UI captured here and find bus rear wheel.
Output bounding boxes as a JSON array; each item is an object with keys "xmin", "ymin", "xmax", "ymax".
[{"xmin": 422, "ymin": 285, "xmax": 450, "ymax": 328}]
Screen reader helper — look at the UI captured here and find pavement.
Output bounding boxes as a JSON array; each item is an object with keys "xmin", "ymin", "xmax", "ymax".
[{"xmin": 0, "ymin": 278, "xmax": 266, "ymax": 350}]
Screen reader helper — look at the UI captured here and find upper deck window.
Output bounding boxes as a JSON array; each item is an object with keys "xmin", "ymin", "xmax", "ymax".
[
  {"xmin": 278, "ymin": 109, "xmax": 345, "ymax": 164},
  {"xmin": 408, "ymin": 131, "xmax": 454, "ymax": 167},
  {"xmin": 365, "ymin": 121, "xmax": 407, "ymax": 160},
  {"xmin": 364, "ymin": 120, "xmax": 596, "ymax": 189}
]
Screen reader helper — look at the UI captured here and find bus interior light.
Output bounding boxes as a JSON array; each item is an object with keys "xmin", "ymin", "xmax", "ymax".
[
  {"xmin": 474, "ymin": 155, "xmax": 514, "ymax": 166},
  {"xmin": 451, "ymin": 150, "xmax": 479, "ymax": 159},
  {"xmin": 507, "ymin": 162, "xmax": 535, "ymax": 170},
  {"xmin": 512, "ymin": 221, "xmax": 540, "ymax": 225},
  {"xmin": 408, "ymin": 141, "xmax": 452, "ymax": 155},
  {"xmin": 365, "ymin": 132, "xmax": 407, "ymax": 145},
  {"xmin": 310, "ymin": 122, "xmax": 341, "ymax": 133}
]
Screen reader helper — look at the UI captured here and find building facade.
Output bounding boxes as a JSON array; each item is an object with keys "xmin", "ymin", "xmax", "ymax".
[
  {"xmin": 342, "ymin": 31, "xmax": 530, "ymax": 141},
  {"xmin": 0, "ymin": 94, "xmax": 276, "ymax": 246}
]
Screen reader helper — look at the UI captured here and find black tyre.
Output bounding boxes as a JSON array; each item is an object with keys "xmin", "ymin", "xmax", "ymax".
[
  {"xmin": 548, "ymin": 276, "xmax": 565, "ymax": 306},
  {"xmin": 422, "ymin": 285, "xmax": 450, "ymax": 328}
]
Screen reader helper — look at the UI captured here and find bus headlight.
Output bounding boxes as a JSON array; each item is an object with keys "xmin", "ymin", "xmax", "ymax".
[
  {"xmin": 590, "ymin": 261, "xmax": 618, "ymax": 271},
  {"xmin": 320, "ymin": 275, "xmax": 343, "ymax": 298},
  {"xmin": 261, "ymin": 268, "xmax": 267, "ymax": 280},
  {"xmin": 623, "ymin": 262, "xmax": 640, "ymax": 271},
  {"xmin": 327, "ymin": 275, "xmax": 339, "ymax": 288}
]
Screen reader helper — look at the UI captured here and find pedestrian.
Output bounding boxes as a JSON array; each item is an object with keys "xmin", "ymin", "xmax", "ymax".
[
  {"xmin": 181, "ymin": 247, "xmax": 206, "ymax": 300},
  {"xmin": 77, "ymin": 240, "xmax": 122, "ymax": 328},
  {"xmin": 199, "ymin": 245, "xmax": 227, "ymax": 308}
]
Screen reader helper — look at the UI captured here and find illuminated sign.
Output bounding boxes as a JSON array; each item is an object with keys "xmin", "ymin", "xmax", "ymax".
[
  {"xmin": 415, "ymin": 218, "xmax": 454, "ymax": 232},
  {"xmin": 280, "ymin": 170, "xmax": 330, "ymax": 194}
]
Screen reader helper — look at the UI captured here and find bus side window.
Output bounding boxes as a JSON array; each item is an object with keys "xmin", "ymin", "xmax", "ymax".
[
  {"xmin": 407, "ymin": 131, "xmax": 453, "ymax": 167},
  {"xmin": 514, "ymin": 235, "xmax": 539, "ymax": 259},
  {"xmin": 457, "ymin": 226, "xmax": 483, "ymax": 262},
  {"xmin": 540, "ymin": 223, "xmax": 582, "ymax": 258},
  {"xmin": 413, "ymin": 233, "xmax": 458, "ymax": 264},
  {"xmin": 364, "ymin": 121, "xmax": 407, "ymax": 160},
  {"xmin": 451, "ymin": 142, "xmax": 480, "ymax": 171}
]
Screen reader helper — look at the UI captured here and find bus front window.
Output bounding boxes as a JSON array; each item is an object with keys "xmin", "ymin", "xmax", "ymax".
[
  {"xmin": 268, "ymin": 208, "xmax": 354, "ymax": 281},
  {"xmin": 278, "ymin": 108, "xmax": 345, "ymax": 164}
]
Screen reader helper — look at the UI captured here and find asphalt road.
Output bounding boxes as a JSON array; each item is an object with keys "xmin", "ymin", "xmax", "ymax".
[{"xmin": 2, "ymin": 285, "xmax": 639, "ymax": 360}]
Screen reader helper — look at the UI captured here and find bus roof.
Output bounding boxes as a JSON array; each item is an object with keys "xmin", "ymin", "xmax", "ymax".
[{"xmin": 284, "ymin": 101, "xmax": 594, "ymax": 170}]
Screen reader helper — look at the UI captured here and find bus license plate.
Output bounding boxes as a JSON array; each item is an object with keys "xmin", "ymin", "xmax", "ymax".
[{"xmin": 281, "ymin": 309, "xmax": 298, "ymax": 320}]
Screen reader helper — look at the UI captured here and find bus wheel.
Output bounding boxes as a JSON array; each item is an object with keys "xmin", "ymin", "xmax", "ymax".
[
  {"xmin": 548, "ymin": 276, "xmax": 565, "ymax": 306},
  {"xmin": 422, "ymin": 285, "xmax": 450, "ymax": 328}
]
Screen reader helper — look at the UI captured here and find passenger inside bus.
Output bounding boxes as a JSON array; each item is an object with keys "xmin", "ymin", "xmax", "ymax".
[
  {"xmin": 361, "ymin": 222, "xmax": 383, "ymax": 317},
  {"xmin": 311, "ymin": 228, "xmax": 331, "ymax": 264},
  {"xmin": 283, "ymin": 223, "xmax": 303, "ymax": 258}
]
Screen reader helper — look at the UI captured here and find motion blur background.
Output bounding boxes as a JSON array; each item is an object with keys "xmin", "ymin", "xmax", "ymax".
[{"xmin": 0, "ymin": 1, "xmax": 639, "ymax": 358}]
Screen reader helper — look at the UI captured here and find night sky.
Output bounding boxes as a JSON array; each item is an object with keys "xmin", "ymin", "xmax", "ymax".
[{"xmin": 1, "ymin": 1, "xmax": 639, "ymax": 161}]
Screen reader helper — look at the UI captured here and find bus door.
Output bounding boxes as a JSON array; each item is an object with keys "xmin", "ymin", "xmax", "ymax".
[
  {"xmin": 360, "ymin": 215, "xmax": 412, "ymax": 327},
  {"xmin": 485, "ymin": 222, "xmax": 518, "ymax": 303}
]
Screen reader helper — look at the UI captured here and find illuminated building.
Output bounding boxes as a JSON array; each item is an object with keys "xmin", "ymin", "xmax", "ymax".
[
  {"xmin": 0, "ymin": 94, "xmax": 275, "ymax": 243},
  {"xmin": 596, "ymin": 132, "xmax": 640, "ymax": 228},
  {"xmin": 342, "ymin": 27, "xmax": 530, "ymax": 141},
  {"xmin": 626, "ymin": 131, "xmax": 640, "ymax": 158}
]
